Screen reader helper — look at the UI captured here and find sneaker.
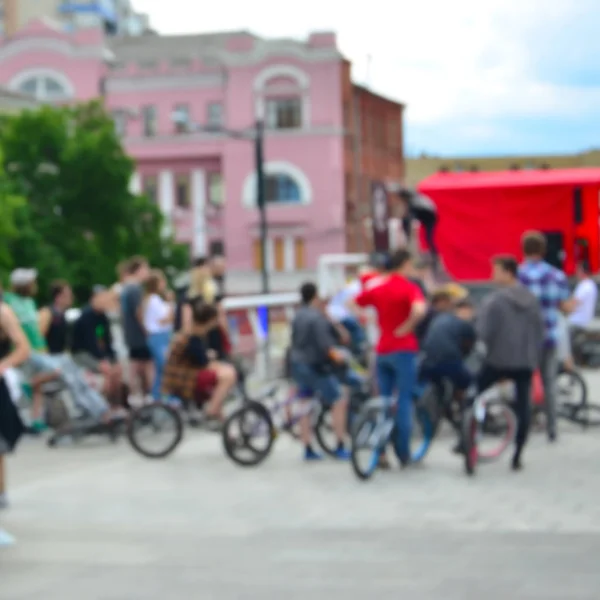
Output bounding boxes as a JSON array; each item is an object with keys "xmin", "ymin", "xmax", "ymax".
[
  {"xmin": 304, "ymin": 447, "xmax": 324, "ymax": 461},
  {"xmin": 333, "ymin": 447, "xmax": 351, "ymax": 461},
  {"xmin": 511, "ymin": 456, "xmax": 523, "ymax": 471},
  {"xmin": 0, "ymin": 529, "xmax": 15, "ymax": 546},
  {"xmin": 0, "ymin": 493, "xmax": 8, "ymax": 509},
  {"xmin": 452, "ymin": 441, "xmax": 465, "ymax": 455},
  {"xmin": 30, "ymin": 420, "xmax": 47, "ymax": 434}
]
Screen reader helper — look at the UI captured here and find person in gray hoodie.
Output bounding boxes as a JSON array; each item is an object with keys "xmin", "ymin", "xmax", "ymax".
[{"xmin": 476, "ymin": 255, "xmax": 545, "ymax": 471}]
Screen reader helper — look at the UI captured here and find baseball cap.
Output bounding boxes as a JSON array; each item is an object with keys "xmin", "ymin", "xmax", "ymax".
[{"xmin": 10, "ymin": 268, "xmax": 37, "ymax": 286}]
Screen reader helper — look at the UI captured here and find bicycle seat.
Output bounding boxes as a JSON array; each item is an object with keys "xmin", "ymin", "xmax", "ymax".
[{"xmin": 297, "ymin": 386, "xmax": 314, "ymax": 399}]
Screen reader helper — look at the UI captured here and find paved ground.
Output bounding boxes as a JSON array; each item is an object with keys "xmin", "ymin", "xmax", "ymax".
[{"xmin": 2, "ymin": 373, "xmax": 600, "ymax": 599}]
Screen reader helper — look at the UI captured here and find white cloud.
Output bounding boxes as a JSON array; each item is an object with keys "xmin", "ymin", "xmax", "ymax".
[{"xmin": 132, "ymin": 0, "xmax": 600, "ymax": 153}]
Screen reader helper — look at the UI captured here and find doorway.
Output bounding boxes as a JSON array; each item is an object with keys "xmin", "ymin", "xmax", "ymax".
[{"xmin": 542, "ymin": 231, "xmax": 565, "ymax": 270}]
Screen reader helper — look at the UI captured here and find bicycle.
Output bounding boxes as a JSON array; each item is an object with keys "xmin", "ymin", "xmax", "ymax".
[
  {"xmin": 127, "ymin": 362, "xmax": 270, "ymax": 459},
  {"xmin": 533, "ymin": 366, "xmax": 600, "ymax": 428},
  {"xmin": 461, "ymin": 383, "xmax": 517, "ymax": 476},
  {"xmin": 349, "ymin": 394, "xmax": 436, "ymax": 481},
  {"xmin": 222, "ymin": 381, "xmax": 337, "ymax": 467}
]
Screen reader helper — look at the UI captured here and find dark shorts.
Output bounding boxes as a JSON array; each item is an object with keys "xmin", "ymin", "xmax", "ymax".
[
  {"xmin": 129, "ymin": 346, "xmax": 152, "ymax": 361},
  {"xmin": 290, "ymin": 362, "xmax": 341, "ymax": 404}
]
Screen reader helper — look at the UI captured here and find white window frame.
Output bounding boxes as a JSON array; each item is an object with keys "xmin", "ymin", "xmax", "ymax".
[
  {"xmin": 241, "ymin": 161, "xmax": 313, "ymax": 208},
  {"xmin": 253, "ymin": 64, "xmax": 310, "ymax": 128},
  {"xmin": 9, "ymin": 68, "xmax": 75, "ymax": 102}
]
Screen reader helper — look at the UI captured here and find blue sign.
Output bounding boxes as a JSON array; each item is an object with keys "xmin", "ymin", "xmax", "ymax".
[
  {"xmin": 59, "ymin": 1, "xmax": 116, "ymax": 22},
  {"xmin": 256, "ymin": 306, "xmax": 269, "ymax": 339}
]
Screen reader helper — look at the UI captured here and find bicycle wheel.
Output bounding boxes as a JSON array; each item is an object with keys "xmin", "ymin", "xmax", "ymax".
[
  {"xmin": 350, "ymin": 408, "xmax": 385, "ymax": 481},
  {"xmin": 461, "ymin": 408, "xmax": 478, "ymax": 476},
  {"xmin": 127, "ymin": 403, "xmax": 184, "ymax": 459},
  {"xmin": 477, "ymin": 400, "xmax": 516, "ymax": 463},
  {"xmin": 411, "ymin": 401, "xmax": 437, "ymax": 463},
  {"xmin": 222, "ymin": 401, "xmax": 275, "ymax": 467},
  {"xmin": 557, "ymin": 369, "xmax": 588, "ymax": 418},
  {"xmin": 574, "ymin": 403, "xmax": 600, "ymax": 428},
  {"xmin": 315, "ymin": 394, "xmax": 364, "ymax": 457}
]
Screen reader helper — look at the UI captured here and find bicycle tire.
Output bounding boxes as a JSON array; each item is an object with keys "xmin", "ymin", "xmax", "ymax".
[
  {"xmin": 127, "ymin": 403, "xmax": 184, "ymax": 459},
  {"xmin": 314, "ymin": 396, "xmax": 363, "ymax": 457},
  {"xmin": 557, "ymin": 369, "xmax": 588, "ymax": 418},
  {"xmin": 477, "ymin": 400, "xmax": 516, "ymax": 463},
  {"xmin": 417, "ymin": 384, "xmax": 444, "ymax": 438},
  {"xmin": 574, "ymin": 403, "xmax": 600, "ymax": 428},
  {"xmin": 222, "ymin": 401, "xmax": 275, "ymax": 467},
  {"xmin": 350, "ymin": 408, "xmax": 383, "ymax": 481},
  {"xmin": 461, "ymin": 408, "xmax": 477, "ymax": 476},
  {"xmin": 411, "ymin": 402, "xmax": 437, "ymax": 463}
]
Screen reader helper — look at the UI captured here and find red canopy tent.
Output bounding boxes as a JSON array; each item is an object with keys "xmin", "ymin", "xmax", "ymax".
[{"xmin": 418, "ymin": 167, "xmax": 600, "ymax": 281}]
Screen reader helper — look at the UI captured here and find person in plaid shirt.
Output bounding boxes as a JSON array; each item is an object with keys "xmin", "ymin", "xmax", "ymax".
[{"xmin": 518, "ymin": 231, "xmax": 571, "ymax": 442}]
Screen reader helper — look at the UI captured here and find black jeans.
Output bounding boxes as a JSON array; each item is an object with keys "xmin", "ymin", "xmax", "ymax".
[
  {"xmin": 402, "ymin": 211, "xmax": 438, "ymax": 258},
  {"xmin": 478, "ymin": 364, "xmax": 533, "ymax": 459}
]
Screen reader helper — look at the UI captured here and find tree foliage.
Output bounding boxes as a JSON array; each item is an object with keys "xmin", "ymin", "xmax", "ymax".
[{"xmin": 0, "ymin": 101, "xmax": 188, "ymax": 302}]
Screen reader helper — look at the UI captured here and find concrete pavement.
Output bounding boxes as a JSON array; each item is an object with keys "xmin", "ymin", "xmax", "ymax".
[{"xmin": 2, "ymin": 372, "xmax": 600, "ymax": 599}]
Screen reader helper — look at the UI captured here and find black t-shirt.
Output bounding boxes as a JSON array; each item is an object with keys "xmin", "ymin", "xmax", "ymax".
[
  {"xmin": 46, "ymin": 307, "xmax": 68, "ymax": 355},
  {"xmin": 186, "ymin": 335, "xmax": 209, "ymax": 367}
]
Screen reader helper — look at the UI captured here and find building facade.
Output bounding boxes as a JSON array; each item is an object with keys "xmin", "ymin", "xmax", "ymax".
[
  {"xmin": 406, "ymin": 151, "xmax": 600, "ymax": 187},
  {"xmin": 0, "ymin": 0, "xmax": 150, "ymax": 37},
  {"xmin": 0, "ymin": 19, "xmax": 405, "ymax": 291}
]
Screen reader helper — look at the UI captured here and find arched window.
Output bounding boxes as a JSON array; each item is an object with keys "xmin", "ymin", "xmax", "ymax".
[
  {"xmin": 265, "ymin": 173, "xmax": 301, "ymax": 204},
  {"xmin": 241, "ymin": 161, "xmax": 313, "ymax": 208},
  {"xmin": 11, "ymin": 71, "xmax": 73, "ymax": 102},
  {"xmin": 253, "ymin": 65, "xmax": 310, "ymax": 129}
]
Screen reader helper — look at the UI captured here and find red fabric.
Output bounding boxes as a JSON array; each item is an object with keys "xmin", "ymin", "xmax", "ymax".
[
  {"xmin": 355, "ymin": 274, "xmax": 424, "ymax": 353},
  {"xmin": 196, "ymin": 369, "xmax": 218, "ymax": 402},
  {"xmin": 420, "ymin": 168, "xmax": 600, "ymax": 191},
  {"xmin": 359, "ymin": 271, "xmax": 378, "ymax": 287},
  {"xmin": 531, "ymin": 370, "xmax": 544, "ymax": 406},
  {"xmin": 220, "ymin": 326, "xmax": 232, "ymax": 355},
  {"xmin": 418, "ymin": 177, "xmax": 574, "ymax": 280}
]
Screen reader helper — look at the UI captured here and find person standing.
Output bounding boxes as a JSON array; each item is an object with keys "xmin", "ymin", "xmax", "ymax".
[
  {"xmin": 0, "ymin": 293, "xmax": 31, "ymax": 509},
  {"xmin": 518, "ymin": 232, "xmax": 571, "ymax": 441},
  {"xmin": 354, "ymin": 249, "xmax": 427, "ymax": 466},
  {"xmin": 568, "ymin": 263, "xmax": 597, "ymax": 352},
  {"xmin": 38, "ymin": 280, "xmax": 73, "ymax": 355},
  {"xmin": 120, "ymin": 257, "xmax": 153, "ymax": 401},
  {"xmin": 141, "ymin": 270, "xmax": 174, "ymax": 401},
  {"xmin": 477, "ymin": 256, "xmax": 544, "ymax": 470}
]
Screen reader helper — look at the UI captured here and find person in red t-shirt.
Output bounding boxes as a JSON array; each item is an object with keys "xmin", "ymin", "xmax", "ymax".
[{"xmin": 354, "ymin": 249, "xmax": 427, "ymax": 465}]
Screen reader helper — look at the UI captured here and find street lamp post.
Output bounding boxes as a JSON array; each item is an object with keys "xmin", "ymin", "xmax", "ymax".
[
  {"xmin": 187, "ymin": 117, "xmax": 269, "ymax": 293},
  {"xmin": 254, "ymin": 119, "xmax": 269, "ymax": 294}
]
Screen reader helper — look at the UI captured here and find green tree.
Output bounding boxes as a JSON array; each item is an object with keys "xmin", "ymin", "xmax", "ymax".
[{"xmin": 0, "ymin": 101, "xmax": 188, "ymax": 302}]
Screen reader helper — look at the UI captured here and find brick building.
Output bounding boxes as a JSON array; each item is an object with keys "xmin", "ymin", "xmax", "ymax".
[{"xmin": 342, "ymin": 60, "xmax": 405, "ymax": 253}]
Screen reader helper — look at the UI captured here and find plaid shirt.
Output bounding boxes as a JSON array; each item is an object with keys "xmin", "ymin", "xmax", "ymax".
[
  {"xmin": 518, "ymin": 260, "xmax": 570, "ymax": 347},
  {"xmin": 161, "ymin": 333, "xmax": 202, "ymax": 400}
]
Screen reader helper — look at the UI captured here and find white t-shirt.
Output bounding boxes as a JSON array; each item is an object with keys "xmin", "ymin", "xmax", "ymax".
[
  {"xmin": 327, "ymin": 280, "xmax": 361, "ymax": 322},
  {"xmin": 569, "ymin": 278, "xmax": 597, "ymax": 328},
  {"xmin": 143, "ymin": 294, "xmax": 172, "ymax": 334}
]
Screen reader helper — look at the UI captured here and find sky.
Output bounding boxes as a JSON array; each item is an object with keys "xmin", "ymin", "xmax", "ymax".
[{"xmin": 133, "ymin": 0, "xmax": 600, "ymax": 157}]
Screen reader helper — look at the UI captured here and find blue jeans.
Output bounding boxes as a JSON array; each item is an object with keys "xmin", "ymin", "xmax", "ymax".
[
  {"xmin": 341, "ymin": 317, "xmax": 367, "ymax": 354},
  {"xmin": 375, "ymin": 351, "xmax": 417, "ymax": 463},
  {"xmin": 147, "ymin": 331, "xmax": 172, "ymax": 400}
]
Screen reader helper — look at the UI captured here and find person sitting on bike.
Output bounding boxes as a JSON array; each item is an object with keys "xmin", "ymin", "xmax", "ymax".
[
  {"xmin": 419, "ymin": 296, "xmax": 476, "ymax": 452},
  {"xmin": 416, "ymin": 284, "xmax": 468, "ymax": 343},
  {"xmin": 289, "ymin": 282, "xmax": 351, "ymax": 462},
  {"xmin": 162, "ymin": 301, "xmax": 237, "ymax": 422},
  {"xmin": 326, "ymin": 267, "xmax": 366, "ymax": 358}
]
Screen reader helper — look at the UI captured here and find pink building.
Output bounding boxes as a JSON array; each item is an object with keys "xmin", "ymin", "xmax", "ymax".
[{"xmin": 0, "ymin": 19, "xmax": 405, "ymax": 292}]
